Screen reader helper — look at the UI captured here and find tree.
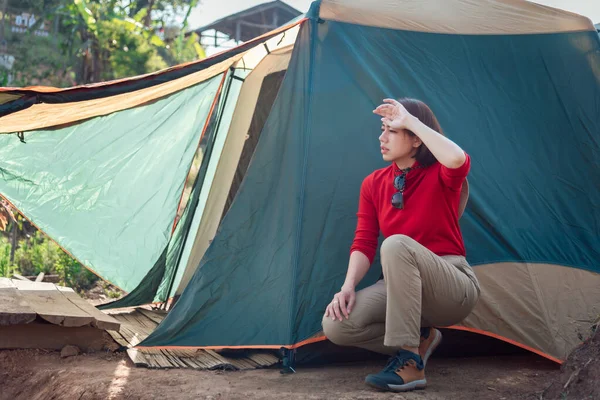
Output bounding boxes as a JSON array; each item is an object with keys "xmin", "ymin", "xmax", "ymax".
[
  {"xmin": 64, "ymin": 0, "xmax": 203, "ymax": 83},
  {"xmin": 1, "ymin": 0, "xmax": 205, "ymax": 86}
]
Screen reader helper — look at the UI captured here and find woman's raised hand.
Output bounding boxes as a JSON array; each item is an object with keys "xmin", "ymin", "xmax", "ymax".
[
  {"xmin": 373, "ymin": 98, "xmax": 414, "ymax": 130},
  {"xmin": 325, "ymin": 285, "xmax": 356, "ymax": 321}
]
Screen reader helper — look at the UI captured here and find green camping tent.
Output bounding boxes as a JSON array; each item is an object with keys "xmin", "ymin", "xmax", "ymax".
[{"xmin": 0, "ymin": 0, "xmax": 599, "ymax": 364}]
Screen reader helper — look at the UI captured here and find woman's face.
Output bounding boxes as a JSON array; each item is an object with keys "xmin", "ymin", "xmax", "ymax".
[{"xmin": 379, "ymin": 124, "xmax": 421, "ymax": 163}]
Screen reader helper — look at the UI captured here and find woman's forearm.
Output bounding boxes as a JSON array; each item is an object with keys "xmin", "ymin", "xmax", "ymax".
[
  {"xmin": 405, "ymin": 116, "xmax": 466, "ymax": 169},
  {"xmin": 342, "ymin": 251, "xmax": 372, "ymax": 290}
]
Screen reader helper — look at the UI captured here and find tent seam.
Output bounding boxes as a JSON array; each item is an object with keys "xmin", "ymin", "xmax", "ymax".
[
  {"xmin": 287, "ymin": 19, "xmax": 318, "ymax": 344},
  {"xmin": 163, "ymin": 70, "xmax": 237, "ymax": 301},
  {"xmin": 170, "ymin": 72, "xmax": 228, "ymax": 235}
]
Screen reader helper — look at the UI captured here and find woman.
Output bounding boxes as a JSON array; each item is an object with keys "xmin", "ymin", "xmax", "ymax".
[{"xmin": 322, "ymin": 98, "xmax": 481, "ymax": 393}]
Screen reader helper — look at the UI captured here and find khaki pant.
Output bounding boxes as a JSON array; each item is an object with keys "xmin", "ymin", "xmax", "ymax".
[{"xmin": 322, "ymin": 234, "xmax": 480, "ymax": 355}]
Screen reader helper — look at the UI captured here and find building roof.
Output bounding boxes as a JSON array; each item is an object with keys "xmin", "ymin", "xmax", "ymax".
[{"xmin": 193, "ymin": 1, "xmax": 302, "ymax": 42}]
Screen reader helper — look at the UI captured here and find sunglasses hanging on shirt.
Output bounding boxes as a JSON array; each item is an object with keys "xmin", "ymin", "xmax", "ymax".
[{"xmin": 391, "ymin": 165, "xmax": 428, "ymax": 209}]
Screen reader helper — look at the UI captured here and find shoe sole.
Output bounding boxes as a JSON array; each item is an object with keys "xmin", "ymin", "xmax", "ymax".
[
  {"xmin": 366, "ymin": 379, "xmax": 427, "ymax": 392},
  {"xmin": 422, "ymin": 329, "xmax": 442, "ymax": 366}
]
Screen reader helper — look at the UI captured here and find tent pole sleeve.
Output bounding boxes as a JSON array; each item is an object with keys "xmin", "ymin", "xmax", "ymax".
[{"xmin": 162, "ymin": 69, "xmax": 237, "ymax": 308}]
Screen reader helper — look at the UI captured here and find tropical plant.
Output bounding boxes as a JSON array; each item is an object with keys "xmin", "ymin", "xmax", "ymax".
[{"xmin": 1, "ymin": 0, "xmax": 205, "ymax": 86}]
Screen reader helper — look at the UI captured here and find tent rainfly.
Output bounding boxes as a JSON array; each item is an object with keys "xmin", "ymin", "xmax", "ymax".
[{"xmin": 0, "ymin": 0, "xmax": 599, "ymax": 364}]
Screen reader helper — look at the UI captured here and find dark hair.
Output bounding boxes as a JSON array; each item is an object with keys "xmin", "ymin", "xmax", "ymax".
[{"xmin": 398, "ymin": 98, "xmax": 443, "ymax": 166}]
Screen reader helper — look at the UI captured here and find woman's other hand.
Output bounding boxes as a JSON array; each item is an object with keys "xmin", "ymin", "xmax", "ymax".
[{"xmin": 325, "ymin": 285, "xmax": 356, "ymax": 321}]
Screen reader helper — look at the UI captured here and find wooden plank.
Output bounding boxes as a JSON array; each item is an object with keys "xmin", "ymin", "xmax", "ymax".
[
  {"xmin": 172, "ymin": 349, "xmax": 205, "ymax": 369},
  {"xmin": 146, "ymin": 354, "xmax": 168, "ymax": 369},
  {"xmin": 179, "ymin": 356, "xmax": 204, "ymax": 370},
  {"xmin": 201, "ymin": 350, "xmax": 237, "ymax": 370},
  {"xmin": 0, "ymin": 278, "xmax": 15, "ymax": 288},
  {"xmin": 55, "ymin": 286, "xmax": 120, "ymax": 331},
  {"xmin": 131, "ymin": 311, "xmax": 158, "ymax": 329},
  {"xmin": 24, "ymin": 274, "xmax": 59, "ymax": 283},
  {"xmin": 0, "ymin": 322, "xmax": 106, "ymax": 351},
  {"xmin": 12, "ymin": 273, "xmax": 31, "ymax": 281},
  {"xmin": 136, "ymin": 349, "xmax": 163, "ymax": 369},
  {"xmin": 118, "ymin": 314, "xmax": 153, "ymax": 339},
  {"xmin": 145, "ymin": 348, "xmax": 174, "ymax": 369},
  {"xmin": 117, "ymin": 325, "xmax": 144, "ymax": 347},
  {"xmin": 205, "ymin": 349, "xmax": 233, "ymax": 364},
  {"xmin": 111, "ymin": 323, "xmax": 134, "ymax": 343},
  {"xmin": 106, "ymin": 330, "xmax": 129, "ymax": 348},
  {"xmin": 193, "ymin": 351, "xmax": 221, "ymax": 369},
  {"xmin": 0, "ymin": 286, "xmax": 37, "ymax": 326},
  {"xmin": 111, "ymin": 314, "xmax": 130, "ymax": 323},
  {"xmin": 177, "ymin": 349, "xmax": 199, "ymax": 358},
  {"xmin": 193, "ymin": 350, "xmax": 216, "ymax": 368},
  {"xmin": 12, "ymin": 281, "xmax": 94, "ymax": 327},
  {"xmin": 12, "ymin": 280, "xmax": 58, "ymax": 290},
  {"xmin": 161, "ymin": 349, "xmax": 189, "ymax": 368},
  {"xmin": 111, "ymin": 312, "xmax": 152, "ymax": 343},
  {"xmin": 35, "ymin": 272, "xmax": 44, "ymax": 282},
  {"xmin": 137, "ymin": 308, "xmax": 166, "ymax": 325},
  {"xmin": 127, "ymin": 348, "xmax": 150, "ymax": 367},
  {"xmin": 246, "ymin": 352, "xmax": 279, "ymax": 366}
]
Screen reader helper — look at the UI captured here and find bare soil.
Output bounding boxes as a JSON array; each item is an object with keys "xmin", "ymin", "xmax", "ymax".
[
  {"xmin": 0, "ymin": 348, "xmax": 559, "ymax": 400},
  {"xmin": 542, "ymin": 327, "xmax": 600, "ymax": 400}
]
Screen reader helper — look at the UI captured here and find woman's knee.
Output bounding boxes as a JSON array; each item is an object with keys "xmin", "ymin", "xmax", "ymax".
[
  {"xmin": 381, "ymin": 234, "xmax": 414, "ymax": 256},
  {"xmin": 322, "ymin": 314, "xmax": 353, "ymax": 346},
  {"xmin": 380, "ymin": 234, "xmax": 416, "ymax": 270}
]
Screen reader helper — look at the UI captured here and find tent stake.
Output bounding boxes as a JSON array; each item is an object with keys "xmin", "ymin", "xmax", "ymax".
[{"xmin": 279, "ymin": 347, "xmax": 297, "ymax": 374}]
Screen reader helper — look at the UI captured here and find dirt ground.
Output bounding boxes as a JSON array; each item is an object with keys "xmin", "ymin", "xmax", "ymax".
[
  {"xmin": 0, "ymin": 348, "xmax": 559, "ymax": 400},
  {"xmin": 543, "ymin": 327, "xmax": 600, "ymax": 400}
]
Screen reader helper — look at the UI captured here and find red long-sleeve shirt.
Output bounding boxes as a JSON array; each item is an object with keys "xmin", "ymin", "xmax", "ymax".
[{"xmin": 350, "ymin": 154, "xmax": 471, "ymax": 263}]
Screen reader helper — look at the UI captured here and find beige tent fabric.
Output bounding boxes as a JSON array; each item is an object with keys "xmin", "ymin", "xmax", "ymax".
[
  {"xmin": 0, "ymin": 57, "xmax": 240, "ymax": 134},
  {"xmin": 238, "ymin": 25, "xmax": 300, "ymax": 70},
  {"xmin": 175, "ymin": 46, "xmax": 294, "ymax": 296},
  {"xmin": 459, "ymin": 262, "xmax": 600, "ymax": 362},
  {"xmin": 320, "ymin": 0, "xmax": 595, "ymax": 34}
]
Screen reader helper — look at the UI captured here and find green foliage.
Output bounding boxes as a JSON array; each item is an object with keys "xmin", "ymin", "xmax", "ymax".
[
  {"xmin": 0, "ymin": 239, "xmax": 13, "ymax": 278},
  {"xmin": 0, "ymin": 232, "xmax": 98, "ymax": 292},
  {"xmin": 98, "ymin": 17, "xmax": 168, "ymax": 80},
  {"xmin": 55, "ymin": 247, "xmax": 98, "ymax": 291},
  {"xmin": 3, "ymin": 0, "xmax": 205, "ymax": 86}
]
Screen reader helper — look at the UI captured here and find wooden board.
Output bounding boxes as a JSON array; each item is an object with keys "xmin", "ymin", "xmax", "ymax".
[
  {"xmin": 0, "ymin": 322, "xmax": 107, "ymax": 351},
  {"xmin": 126, "ymin": 348, "xmax": 150, "ymax": 367},
  {"xmin": 11, "ymin": 280, "xmax": 57, "ymax": 290},
  {"xmin": 0, "ymin": 278, "xmax": 120, "ymax": 331},
  {"xmin": 12, "ymin": 280, "xmax": 94, "ymax": 327},
  {"xmin": 107, "ymin": 307, "xmax": 279, "ymax": 371},
  {"xmin": 0, "ymin": 277, "xmax": 15, "ymax": 288},
  {"xmin": 137, "ymin": 308, "xmax": 167, "ymax": 325},
  {"xmin": 12, "ymin": 273, "xmax": 31, "ymax": 281},
  {"xmin": 0, "ymin": 286, "xmax": 36, "ymax": 326},
  {"xmin": 119, "ymin": 313, "xmax": 154, "ymax": 336},
  {"xmin": 130, "ymin": 311, "xmax": 159, "ymax": 329},
  {"xmin": 56, "ymin": 286, "xmax": 120, "ymax": 331},
  {"xmin": 106, "ymin": 330, "xmax": 129, "ymax": 348}
]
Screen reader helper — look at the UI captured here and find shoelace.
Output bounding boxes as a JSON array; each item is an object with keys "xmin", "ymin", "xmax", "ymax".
[{"xmin": 383, "ymin": 351, "xmax": 424, "ymax": 373}]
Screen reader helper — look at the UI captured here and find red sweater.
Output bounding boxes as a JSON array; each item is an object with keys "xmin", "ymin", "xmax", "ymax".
[{"xmin": 350, "ymin": 154, "xmax": 471, "ymax": 263}]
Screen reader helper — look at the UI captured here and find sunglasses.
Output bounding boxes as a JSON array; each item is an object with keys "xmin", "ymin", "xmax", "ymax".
[{"xmin": 392, "ymin": 174, "xmax": 406, "ymax": 209}]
